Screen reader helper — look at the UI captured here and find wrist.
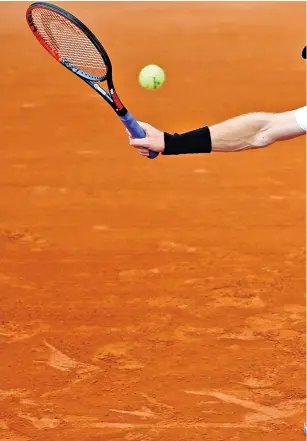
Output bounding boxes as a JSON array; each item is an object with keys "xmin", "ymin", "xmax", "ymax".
[{"xmin": 162, "ymin": 126, "xmax": 212, "ymax": 155}]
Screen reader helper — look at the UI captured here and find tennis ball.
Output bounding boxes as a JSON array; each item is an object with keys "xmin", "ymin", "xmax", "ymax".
[{"xmin": 138, "ymin": 64, "xmax": 165, "ymax": 90}]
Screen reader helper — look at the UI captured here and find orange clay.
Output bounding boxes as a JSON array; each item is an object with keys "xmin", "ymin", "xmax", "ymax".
[{"xmin": 0, "ymin": 2, "xmax": 305, "ymax": 440}]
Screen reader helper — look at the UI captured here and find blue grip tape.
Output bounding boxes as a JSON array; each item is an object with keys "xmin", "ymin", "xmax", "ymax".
[{"xmin": 120, "ymin": 112, "xmax": 159, "ymax": 159}]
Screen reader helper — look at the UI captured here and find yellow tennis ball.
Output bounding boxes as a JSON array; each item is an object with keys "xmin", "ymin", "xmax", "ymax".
[{"xmin": 138, "ymin": 64, "xmax": 165, "ymax": 90}]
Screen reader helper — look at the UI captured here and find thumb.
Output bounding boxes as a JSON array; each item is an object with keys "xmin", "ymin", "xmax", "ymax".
[
  {"xmin": 136, "ymin": 121, "xmax": 152, "ymax": 131},
  {"xmin": 130, "ymin": 137, "xmax": 161, "ymax": 153},
  {"xmin": 129, "ymin": 137, "xmax": 150, "ymax": 147}
]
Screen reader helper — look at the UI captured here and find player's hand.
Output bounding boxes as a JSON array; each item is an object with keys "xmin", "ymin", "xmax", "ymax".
[{"xmin": 127, "ymin": 122, "xmax": 165, "ymax": 156}]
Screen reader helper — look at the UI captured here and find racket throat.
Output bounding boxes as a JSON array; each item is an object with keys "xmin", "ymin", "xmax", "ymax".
[
  {"xmin": 109, "ymin": 88, "xmax": 126, "ymax": 114},
  {"xmin": 61, "ymin": 58, "xmax": 103, "ymax": 82}
]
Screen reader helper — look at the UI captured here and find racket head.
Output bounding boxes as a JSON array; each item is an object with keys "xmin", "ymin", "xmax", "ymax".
[{"xmin": 26, "ymin": 2, "xmax": 111, "ymax": 82}]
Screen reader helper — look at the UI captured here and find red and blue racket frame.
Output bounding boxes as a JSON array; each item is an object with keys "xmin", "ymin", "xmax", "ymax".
[{"xmin": 26, "ymin": 2, "xmax": 159, "ymax": 159}]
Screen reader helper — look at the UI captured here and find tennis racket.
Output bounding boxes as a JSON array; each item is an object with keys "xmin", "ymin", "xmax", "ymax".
[{"xmin": 26, "ymin": 2, "xmax": 159, "ymax": 159}]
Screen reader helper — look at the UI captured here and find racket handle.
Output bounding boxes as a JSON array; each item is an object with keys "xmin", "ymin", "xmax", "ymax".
[{"xmin": 120, "ymin": 112, "xmax": 159, "ymax": 160}]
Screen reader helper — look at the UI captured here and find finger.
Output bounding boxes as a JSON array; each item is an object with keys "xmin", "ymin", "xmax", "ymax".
[
  {"xmin": 135, "ymin": 147, "xmax": 149, "ymax": 154},
  {"xmin": 129, "ymin": 137, "xmax": 150, "ymax": 147},
  {"xmin": 139, "ymin": 150, "xmax": 149, "ymax": 157},
  {"xmin": 136, "ymin": 121, "xmax": 151, "ymax": 131}
]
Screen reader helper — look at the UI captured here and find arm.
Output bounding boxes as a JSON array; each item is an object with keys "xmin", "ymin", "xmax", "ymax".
[
  {"xmin": 210, "ymin": 110, "xmax": 306, "ymax": 152},
  {"xmin": 128, "ymin": 108, "xmax": 306, "ymax": 156}
]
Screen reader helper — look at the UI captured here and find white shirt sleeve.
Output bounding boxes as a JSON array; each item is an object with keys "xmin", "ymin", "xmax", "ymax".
[{"xmin": 294, "ymin": 106, "xmax": 307, "ymax": 131}]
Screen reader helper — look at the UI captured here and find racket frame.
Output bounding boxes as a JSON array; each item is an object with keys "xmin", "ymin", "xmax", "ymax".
[
  {"xmin": 26, "ymin": 2, "xmax": 159, "ymax": 159},
  {"xmin": 26, "ymin": 2, "xmax": 127, "ymax": 115}
]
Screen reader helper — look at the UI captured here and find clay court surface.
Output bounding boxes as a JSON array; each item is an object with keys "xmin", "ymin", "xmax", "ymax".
[{"xmin": 0, "ymin": 2, "xmax": 306, "ymax": 440}]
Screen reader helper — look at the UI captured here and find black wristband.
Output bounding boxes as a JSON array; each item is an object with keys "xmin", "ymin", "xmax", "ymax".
[{"xmin": 162, "ymin": 126, "xmax": 212, "ymax": 155}]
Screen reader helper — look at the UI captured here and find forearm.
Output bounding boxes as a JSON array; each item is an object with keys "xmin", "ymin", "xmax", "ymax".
[
  {"xmin": 209, "ymin": 113, "xmax": 275, "ymax": 152},
  {"xmin": 209, "ymin": 111, "xmax": 304, "ymax": 152},
  {"xmin": 162, "ymin": 113, "xmax": 274, "ymax": 155}
]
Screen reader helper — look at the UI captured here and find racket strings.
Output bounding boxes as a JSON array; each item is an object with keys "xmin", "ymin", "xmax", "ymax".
[{"xmin": 31, "ymin": 8, "xmax": 107, "ymax": 79}]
